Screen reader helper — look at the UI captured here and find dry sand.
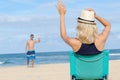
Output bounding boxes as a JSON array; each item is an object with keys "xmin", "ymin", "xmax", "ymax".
[{"xmin": 0, "ymin": 60, "xmax": 120, "ymax": 80}]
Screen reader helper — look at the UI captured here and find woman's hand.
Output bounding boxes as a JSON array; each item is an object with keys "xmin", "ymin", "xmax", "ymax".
[{"xmin": 56, "ymin": 0, "xmax": 66, "ymax": 16}]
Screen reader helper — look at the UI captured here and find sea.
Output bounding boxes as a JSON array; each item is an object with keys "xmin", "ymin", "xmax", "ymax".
[{"xmin": 0, "ymin": 49, "xmax": 120, "ymax": 67}]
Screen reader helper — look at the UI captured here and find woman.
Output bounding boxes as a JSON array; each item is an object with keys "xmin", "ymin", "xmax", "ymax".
[{"xmin": 56, "ymin": 1, "xmax": 111, "ymax": 55}]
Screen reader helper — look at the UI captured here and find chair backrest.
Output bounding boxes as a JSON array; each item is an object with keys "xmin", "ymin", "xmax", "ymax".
[{"xmin": 70, "ymin": 50, "xmax": 109, "ymax": 79}]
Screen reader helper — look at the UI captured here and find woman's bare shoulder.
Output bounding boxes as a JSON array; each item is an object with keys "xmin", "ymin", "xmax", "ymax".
[
  {"xmin": 68, "ymin": 37, "xmax": 82, "ymax": 52},
  {"xmin": 68, "ymin": 37, "xmax": 81, "ymax": 47},
  {"xmin": 70, "ymin": 37, "xmax": 81, "ymax": 43},
  {"xmin": 94, "ymin": 37, "xmax": 105, "ymax": 51}
]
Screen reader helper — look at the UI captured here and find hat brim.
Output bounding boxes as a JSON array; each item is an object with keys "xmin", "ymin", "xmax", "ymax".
[{"xmin": 77, "ymin": 17, "xmax": 96, "ymax": 25}]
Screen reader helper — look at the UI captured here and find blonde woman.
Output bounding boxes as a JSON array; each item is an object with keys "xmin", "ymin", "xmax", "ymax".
[{"xmin": 56, "ymin": 1, "xmax": 111, "ymax": 55}]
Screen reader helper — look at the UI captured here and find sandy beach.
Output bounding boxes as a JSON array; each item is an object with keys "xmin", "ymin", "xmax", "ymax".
[{"xmin": 0, "ymin": 60, "xmax": 120, "ymax": 80}]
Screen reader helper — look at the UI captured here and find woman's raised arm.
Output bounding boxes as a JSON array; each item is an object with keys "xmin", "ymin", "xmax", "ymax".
[
  {"xmin": 95, "ymin": 15, "xmax": 111, "ymax": 41},
  {"xmin": 56, "ymin": 1, "xmax": 70, "ymax": 43}
]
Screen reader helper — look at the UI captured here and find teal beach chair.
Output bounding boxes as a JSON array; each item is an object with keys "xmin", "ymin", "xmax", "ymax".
[{"xmin": 70, "ymin": 50, "xmax": 109, "ymax": 80}]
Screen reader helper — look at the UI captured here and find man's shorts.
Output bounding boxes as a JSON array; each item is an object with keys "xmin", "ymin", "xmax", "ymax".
[{"xmin": 27, "ymin": 50, "xmax": 35, "ymax": 60}]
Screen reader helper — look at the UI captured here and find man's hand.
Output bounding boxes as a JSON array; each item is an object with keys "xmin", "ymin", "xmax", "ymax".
[{"xmin": 37, "ymin": 35, "xmax": 40, "ymax": 42}]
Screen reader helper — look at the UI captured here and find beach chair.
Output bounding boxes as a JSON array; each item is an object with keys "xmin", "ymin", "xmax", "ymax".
[{"xmin": 70, "ymin": 50, "xmax": 109, "ymax": 80}]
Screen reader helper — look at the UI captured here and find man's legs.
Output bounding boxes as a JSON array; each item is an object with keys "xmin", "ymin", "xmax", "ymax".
[
  {"xmin": 27, "ymin": 59, "xmax": 29, "ymax": 67},
  {"xmin": 32, "ymin": 60, "xmax": 34, "ymax": 67},
  {"xmin": 31, "ymin": 55, "xmax": 35, "ymax": 67}
]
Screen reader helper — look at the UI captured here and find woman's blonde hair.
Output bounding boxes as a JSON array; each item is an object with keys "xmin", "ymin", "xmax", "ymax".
[{"xmin": 76, "ymin": 22, "xmax": 98, "ymax": 44}]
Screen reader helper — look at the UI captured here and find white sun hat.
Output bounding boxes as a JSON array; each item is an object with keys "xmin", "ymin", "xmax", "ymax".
[{"xmin": 78, "ymin": 9, "xmax": 96, "ymax": 24}]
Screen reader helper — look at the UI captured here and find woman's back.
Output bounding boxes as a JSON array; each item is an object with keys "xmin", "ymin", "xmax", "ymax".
[
  {"xmin": 68, "ymin": 37, "xmax": 106, "ymax": 55},
  {"xmin": 75, "ymin": 43, "xmax": 102, "ymax": 55}
]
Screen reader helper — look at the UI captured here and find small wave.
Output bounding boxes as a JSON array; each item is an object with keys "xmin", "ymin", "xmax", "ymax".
[
  {"xmin": 110, "ymin": 54, "xmax": 120, "ymax": 56},
  {"xmin": 0, "ymin": 61, "xmax": 5, "ymax": 64},
  {"xmin": 0, "ymin": 60, "xmax": 11, "ymax": 65}
]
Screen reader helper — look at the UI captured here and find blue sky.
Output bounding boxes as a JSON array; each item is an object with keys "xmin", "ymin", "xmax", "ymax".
[{"xmin": 0, "ymin": 0, "xmax": 120, "ymax": 54}]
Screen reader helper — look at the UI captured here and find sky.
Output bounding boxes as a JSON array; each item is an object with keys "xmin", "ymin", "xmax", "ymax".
[{"xmin": 0, "ymin": 0, "xmax": 120, "ymax": 54}]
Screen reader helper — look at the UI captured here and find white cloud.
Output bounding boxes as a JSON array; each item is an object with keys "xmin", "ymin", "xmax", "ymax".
[
  {"xmin": 108, "ymin": 13, "xmax": 120, "ymax": 23},
  {"xmin": 63, "ymin": 0, "xmax": 80, "ymax": 3},
  {"xmin": 38, "ymin": 1, "xmax": 56, "ymax": 8},
  {"xmin": 117, "ymin": 35, "xmax": 120, "ymax": 39},
  {"xmin": 105, "ymin": 3, "xmax": 120, "ymax": 8},
  {"xmin": 0, "ymin": 15, "xmax": 32, "ymax": 23},
  {"xmin": 0, "ymin": 14, "xmax": 59, "ymax": 23},
  {"xmin": 9, "ymin": 0, "xmax": 34, "ymax": 4}
]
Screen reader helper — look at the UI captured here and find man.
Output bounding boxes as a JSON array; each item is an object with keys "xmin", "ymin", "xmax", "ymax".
[{"xmin": 25, "ymin": 34, "xmax": 40, "ymax": 67}]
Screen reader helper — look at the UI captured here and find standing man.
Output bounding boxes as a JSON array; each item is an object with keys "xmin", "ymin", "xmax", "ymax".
[{"xmin": 25, "ymin": 34, "xmax": 40, "ymax": 67}]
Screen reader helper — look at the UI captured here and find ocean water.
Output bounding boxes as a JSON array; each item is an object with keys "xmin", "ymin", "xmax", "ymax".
[{"xmin": 0, "ymin": 49, "xmax": 120, "ymax": 67}]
